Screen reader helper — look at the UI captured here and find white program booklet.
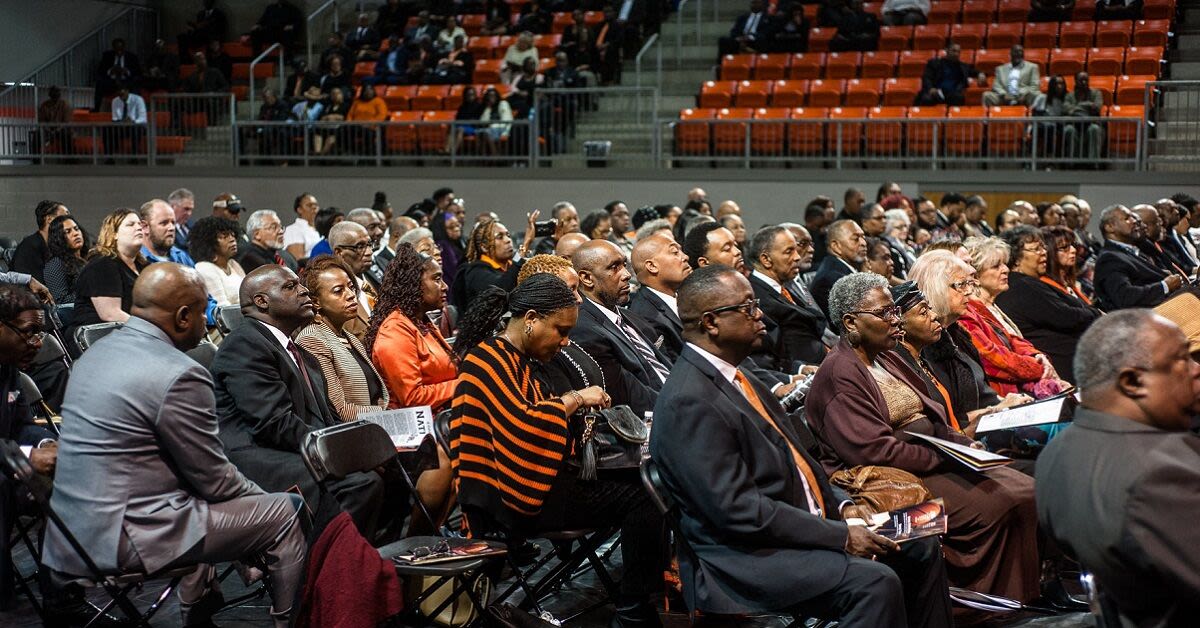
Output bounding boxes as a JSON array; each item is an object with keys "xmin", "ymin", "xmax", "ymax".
[
  {"xmin": 975, "ymin": 396, "xmax": 1067, "ymax": 434},
  {"xmin": 357, "ymin": 405, "xmax": 434, "ymax": 450}
]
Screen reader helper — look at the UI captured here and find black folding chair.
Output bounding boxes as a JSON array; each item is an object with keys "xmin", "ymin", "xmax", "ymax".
[
  {"xmin": 215, "ymin": 305, "xmax": 244, "ymax": 336},
  {"xmin": 73, "ymin": 322, "xmax": 122, "ymax": 353},
  {"xmin": 0, "ymin": 439, "xmax": 192, "ymax": 627},
  {"xmin": 300, "ymin": 420, "xmax": 502, "ymax": 626}
]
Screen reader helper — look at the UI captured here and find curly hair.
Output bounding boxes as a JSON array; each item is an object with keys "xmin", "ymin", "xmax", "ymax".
[
  {"xmin": 464, "ymin": 219, "xmax": 501, "ymax": 263},
  {"xmin": 188, "ymin": 216, "xmax": 241, "ymax": 264},
  {"xmin": 91, "ymin": 208, "xmax": 147, "ymax": 265},
  {"xmin": 364, "ymin": 243, "xmax": 436, "ymax": 352},
  {"xmin": 454, "ymin": 273, "xmax": 577, "ymax": 359},
  {"xmin": 579, "ymin": 210, "xmax": 611, "ymax": 240},
  {"xmin": 47, "ymin": 215, "xmax": 89, "ymax": 283},
  {"xmin": 300, "ymin": 254, "xmax": 358, "ymax": 314},
  {"xmin": 516, "ymin": 254, "xmax": 572, "ymax": 285}
]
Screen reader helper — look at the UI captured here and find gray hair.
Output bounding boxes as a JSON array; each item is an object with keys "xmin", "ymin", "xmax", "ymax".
[
  {"xmin": 328, "ymin": 220, "xmax": 367, "ymax": 246},
  {"xmin": 828, "ymin": 272, "xmax": 889, "ymax": 333},
  {"xmin": 245, "ymin": 209, "xmax": 279, "ymax": 237},
  {"xmin": 635, "ymin": 218, "xmax": 672, "ymax": 241},
  {"xmin": 883, "ymin": 209, "xmax": 910, "ymax": 235},
  {"xmin": 1074, "ymin": 309, "xmax": 1160, "ymax": 391},
  {"xmin": 167, "ymin": 188, "xmax": 193, "ymax": 204},
  {"xmin": 747, "ymin": 226, "xmax": 788, "ymax": 268},
  {"xmin": 399, "ymin": 227, "xmax": 434, "ymax": 246},
  {"xmin": 1099, "ymin": 203, "xmax": 1129, "ymax": 237},
  {"xmin": 682, "ymin": 214, "xmax": 716, "ymax": 237},
  {"xmin": 908, "ymin": 250, "xmax": 974, "ymax": 323},
  {"xmin": 346, "ymin": 207, "xmax": 378, "ymax": 223},
  {"xmin": 551, "ymin": 201, "xmax": 576, "ymax": 219},
  {"xmin": 963, "ymin": 236, "xmax": 1010, "ymax": 273}
]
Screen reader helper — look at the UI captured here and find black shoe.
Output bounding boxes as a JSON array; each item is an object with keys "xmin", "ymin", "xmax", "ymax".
[
  {"xmin": 1037, "ymin": 579, "xmax": 1090, "ymax": 612},
  {"xmin": 609, "ymin": 601, "xmax": 663, "ymax": 628}
]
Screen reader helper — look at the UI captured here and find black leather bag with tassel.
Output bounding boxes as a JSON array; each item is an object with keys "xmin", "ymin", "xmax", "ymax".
[{"xmin": 569, "ymin": 405, "xmax": 648, "ymax": 480}]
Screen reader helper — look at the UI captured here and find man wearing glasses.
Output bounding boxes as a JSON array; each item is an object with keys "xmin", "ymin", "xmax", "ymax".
[
  {"xmin": 328, "ymin": 221, "xmax": 376, "ymax": 339},
  {"xmin": 650, "ymin": 265, "xmax": 953, "ymax": 628}
]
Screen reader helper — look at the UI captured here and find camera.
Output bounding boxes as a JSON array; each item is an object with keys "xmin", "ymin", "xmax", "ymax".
[{"xmin": 533, "ymin": 219, "xmax": 558, "ymax": 237}]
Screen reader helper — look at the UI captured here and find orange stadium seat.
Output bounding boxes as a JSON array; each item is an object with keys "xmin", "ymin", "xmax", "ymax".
[
  {"xmin": 808, "ymin": 79, "xmax": 846, "ymax": 107},
  {"xmin": 788, "ymin": 52, "xmax": 824, "ymax": 79},
  {"xmin": 467, "ymin": 36, "xmax": 497, "ymax": 58},
  {"xmin": 961, "ymin": 0, "xmax": 997, "ymax": 23},
  {"xmin": 676, "ymin": 108, "xmax": 716, "ymax": 155},
  {"xmin": 699, "ymin": 81, "xmax": 737, "ymax": 108},
  {"xmin": 1025, "ymin": 48, "xmax": 1050, "ymax": 73},
  {"xmin": 884, "ymin": 77, "xmax": 921, "ymax": 105},
  {"xmin": 770, "ymin": 79, "xmax": 807, "ymax": 107},
  {"xmin": 1050, "ymin": 48, "xmax": 1087, "ymax": 77},
  {"xmin": 998, "ymin": 0, "xmax": 1031, "ymax": 22},
  {"xmin": 386, "ymin": 111, "xmax": 421, "ymax": 153},
  {"xmin": 1058, "ymin": 22, "xmax": 1095, "ymax": 48},
  {"xmin": 754, "ymin": 54, "xmax": 789, "ymax": 80},
  {"xmin": 411, "ymin": 85, "xmax": 450, "ymax": 110},
  {"xmin": 1124, "ymin": 46, "xmax": 1165, "ymax": 76},
  {"xmin": 866, "ymin": 106, "xmax": 907, "ymax": 155},
  {"xmin": 1089, "ymin": 75, "xmax": 1117, "ymax": 104},
  {"xmin": 1023, "ymin": 22, "xmax": 1059, "ymax": 49},
  {"xmin": 551, "ymin": 12, "xmax": 573, "ymax": 33},
  {"xmin": 461, "ymin": 14, "xmax": 486, "ymax": 35},
  {"xmin": 444, "ymin": 85, "xmax": 467, "ymax": 110},
  {"xmin": 1133, "ymin": 19, "xmax": 1171, "ymax": 47},
  {"xmin": 809, "ymin": 27, "xmax": 835, "ymax": 52},
  {"xmin": 974, "ymin": 49, "xmax": 1009, "ymax": 74},
  {"xmin": 1086, "ymin": 47, "xmax": 1125, "ymax": 76},
  {"xmin": 913, "ymin": 24, "xmax": 950, "ymax": 50},
  {"xmin": 353, "ymin": 61, "xmax": 374, "ymax": 80},
  {"xmin": 861, "ymin": 51, "xmax": 899, "ymax": 78},
  {"xmin": 928, "ymin": 0, "xmax": 962, "ymax": 24},
  {"xmin": 861, "ymin": 2, "xmax": 883, "ymax": 17},
  {"xmin": 944, "ymin": 105, "xmax": 987, "ymax": 156},
  {"xmin": 713, "ymin": 108, "xmax": 755, "ymax": 155},
  {"xmin": 1040, "ymin": 74, "xmax": 1076, "ymax": 93},
  {"xmin": 721, "ymin": 54, "xmax": 755, "ymax": 80},
  {"xmin": 906, "ymin": 105, "xmax": 947, "ymax": 156},
  {"xmin": 494, "ymin": 36, "xmax": 517, "ymax": 58},
  {"xmin": 1095, "ymin": 20, "xmax": 1133, "ymax": 48},
  {"xmin": 1116, "ymin": 75, "xmax": 1155, "ymax": 105},
  {"xmin": 878, "ymin": 25, "xmax": 913, "ymax": 50},
  {"xmin": 826, "ymin": 52, "xmax": 862, "ymax": 79},
  {"xmin": 751, "ymin": 107, "xmax": 789, "ymax": 155},
  {"xmin": 845, "ymin": 79, "xmax": 884, "ymax": 107},
  {"xmin": 986, "ymin": 22, "xmax": 1024, "ymax": 49},
  {"xmin": 899, "ymin": 50, "xmax": 936, "ymax": 78},
  {"xmin": 582, "ymin": 10, "xmax": 604, "ymax": 26},
  {"xmin": 788, "ymin": 107, "xmax": 827, "ymax": 155},
  {"xmin": 419, "ymin": 110, "xmax": 457, "ymax": 153},
  {"xmin": 533, "ymin": 34, "xmax": 561, "ymax": 56},
  {"xmin": 383, "ymin": 85, "xmax": 417, "ymax": 110},
  {"xmin": 223, "ymin": 41, "xmax": 253, "ymax": 59},
  {"xmin": 951, "ymin": 23, "xmax": 987, "ymax": 50},
  {"xmin": 987, "ymin": 106, "xmax": 1028, "ymax": 157},
  {"xmin": 1072, "ymin": 0, "xmax": 1097, "ymax": 19},
  {"xmin": 733, "ymin": 80, "xmax": 771, "ymax": 107},
  {"xmin": 829, "ymin": 107, "xmax": 868, "ymax": 155},
  {"xmin": 1106, "ymin": 104, "xmax": 1144, "ymax": 156},
  {"xmin": 1142, "ymin": 0, "xmax": 1176, "ymax": 20},
  {"xmin": 473, "ymin": 58, "xmax": 503, "ymax": 83}
]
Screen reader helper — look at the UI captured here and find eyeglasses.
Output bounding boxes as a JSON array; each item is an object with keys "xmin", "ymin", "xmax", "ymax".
[
  {"xmin": 335, "ymin": 242, "xmax": 372, "ymax": 253},
  {"xmin": 1, "ymin": 320, "xmax": 46, "ymax": 345},
  {"xmin": 706, "ymin": 298, "xmax": 760, "ymax": 318},
  {"xmin": 1021, "ymin": 243, "xmax": 1047, "ymax": 254},
  {"xmin": 950, "ymin": 279, "xmax": 980, "ymax": 294},
  {"xmin": 410, "ymin": 539, "xmax": 451, "ymax": 558},
  {"xmin": 848, "ymin": 305, "xmax": 902, "ymax": 321}
]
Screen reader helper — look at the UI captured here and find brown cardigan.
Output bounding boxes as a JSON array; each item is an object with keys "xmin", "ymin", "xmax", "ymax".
[{"xmin": 295, "ymin": 321, "xmax": 389, "ymax": 422}]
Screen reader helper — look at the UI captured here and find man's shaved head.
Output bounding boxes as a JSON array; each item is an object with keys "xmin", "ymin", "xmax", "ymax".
[
  {"xmin": 130, "ymin": 263, "xmax": 209, "ymax": 350},
  {"xmin": 239, "ymin": 264, "xmax": 316, "ymax": 335},
  {"xmin": 631, "ymin": 233, "xmax": 669, "ymax": 271},
  {"xmin": 554, "ymin": 232, "xmax": 590, "ymax": 259},
  {"xmin": 570, "ymin": 238, "xmax": 622, "ymax": 274}
]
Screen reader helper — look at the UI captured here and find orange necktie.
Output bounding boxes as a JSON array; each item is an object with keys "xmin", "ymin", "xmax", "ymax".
[
  {"xmin": 734, "ymin": 371, "xmax": 826, "ymax": 516},
  {"xmin": 780, "ymin": 287, "xmax": 796, "ymax": 304}
]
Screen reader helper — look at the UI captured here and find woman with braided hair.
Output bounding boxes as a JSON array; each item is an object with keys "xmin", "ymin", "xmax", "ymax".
[{"xmin": 449, "ymin": 211, "xmax": 539, "ymax": 311}]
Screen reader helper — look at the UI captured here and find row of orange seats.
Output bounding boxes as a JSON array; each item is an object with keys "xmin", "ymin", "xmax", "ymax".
[
  {"xmin": 806, "ymin": 18, "xmax": 1168, "ymax": 52},
  {"xmin": 374, "ymin": 33, "xmax": 564, "ymax": 58},
  {"xmin": 432, "ymin": 10, "xmax": 605, "ymax": 36},
  {"xmin": 674, "ymin": 105, "xmax": 1144, "ymax": 157},
  {"xmin": 719, "ymin": 46, "xmax": 1163, "ymax": 81},
  {"xmin": 378, "ymin": 83, "xmax": 514, "ymax": 111},
  {"xmin": 354, "ymin": 55, "xmax": 551, "ymax": 85},
  {"xmin": 381, "ymin": 110, "xmax": 512, "ymax": 154},
  {"xmin": 698, "ymin": 74, "xmax": 1154, "ymax": 109},
  {"xmin": 822, "ymin": 0, "xmax": 1173, "ymax": 24}
]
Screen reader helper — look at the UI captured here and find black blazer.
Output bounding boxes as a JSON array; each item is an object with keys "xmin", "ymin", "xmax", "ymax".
[
  {"xmin": 450, "ymin": 259, "xmax": 523, "ymax": 311},
  {"xmin": 750, "ymin": 273, "xmax": 826, "ymax": 369},
  {"xmin": 98, "ymin": 51, "xmax": 141, "ymax": 80},
  {"xmin": 1093, "ymin": 240, "xmax": 1171, "ymax": 310},
  {"xmin": 627, "ymin": 288, "xmax": 684, "ymax": 363},
  {"xmin": 1162, "ymin": 231, "xmax": 1199, "ymax": 275},
  {"xmin": 809, "ymin": 255, "xmax": 855, "ymax": 319},
  {"xmin": 995, "ymin": 272, "xmax": 1101, "ymax": 381},
  {"xmin": 920, "ymin": 57, "xmax": 975, "ymax": 97},
  {"xmin": 649, "ymin": 346, "xmax": 850, "ymax": 614},
  {"xmin": 568, "ymin": 298, "xmax": 666, "ymax": 416},
  {"xmin": 729, "ymin": 12, "xmax": 773, "ymax": 39}
]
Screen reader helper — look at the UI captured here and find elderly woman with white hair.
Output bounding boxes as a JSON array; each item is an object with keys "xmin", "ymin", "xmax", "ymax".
[
  {"xmin": 807, "ymin": 272, "xmax": 1040, "ymax": 603},
  {"xmin": 882, "ymin": 208, "xmax": 916, "ymax": 277}
]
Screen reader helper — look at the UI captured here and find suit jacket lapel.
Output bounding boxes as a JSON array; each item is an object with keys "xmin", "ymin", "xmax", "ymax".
[
  {"xmin": 646, "ymin": 290, "xmax": 683, "ymax": 329},
  {"xmin": 247, "ymin": 320, "xmax": 328, "ymax": 427},
  {"xmin": 583, "ymin": 298, "xmax": 639, "ymax": 357}
]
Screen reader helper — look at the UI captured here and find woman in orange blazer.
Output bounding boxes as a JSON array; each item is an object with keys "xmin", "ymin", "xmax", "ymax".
[{"xmin": 366, "ymin": 243, "xmax": 456, "ymax": 533}]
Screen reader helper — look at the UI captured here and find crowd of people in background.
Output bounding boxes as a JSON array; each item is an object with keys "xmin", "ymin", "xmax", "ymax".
[{"xmin": 1, "ymin": 179, "xmax": 1199, "ymax": 627}]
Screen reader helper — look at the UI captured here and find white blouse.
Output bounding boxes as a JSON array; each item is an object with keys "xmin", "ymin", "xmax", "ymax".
[{"xmin": 195, "ymin": 259, "xmax": 246, "ymax": 306}]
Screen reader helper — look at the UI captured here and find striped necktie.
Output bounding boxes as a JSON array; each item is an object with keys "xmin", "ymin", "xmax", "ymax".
[{"xmin": 617, "ymin": 315, "xmax": 671, "ymax": 384}]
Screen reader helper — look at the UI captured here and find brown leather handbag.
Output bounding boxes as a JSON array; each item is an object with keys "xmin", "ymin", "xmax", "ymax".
[{"xmin": 829, "ymin": 465, "xmax": 933, "ymax": 514}]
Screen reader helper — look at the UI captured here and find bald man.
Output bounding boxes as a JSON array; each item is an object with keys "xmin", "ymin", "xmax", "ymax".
[
  {"xmin": 716, "ymin": 200, "xmax": 741, "ymax": 219},
  {"xmin": 211, "ymin": 265, "xmax": 388, "ymax": 540},
  {"xmin": 571, "ymin": 240, "xmax": 672, "ymax": 416},
  {"xmin": 628, "ymin": 233, "xmax": 693, "ymax": 362},
  {"xmin": 809, "ymin": 220, "xmax": 867, "ymax": 317},
  {"xmin": 554, "ymin": 232, "xmax": 590, "ymax": 260},
  {"xmin": 44, "ymin": 264, "xmax": 306, "ymax": 627}
]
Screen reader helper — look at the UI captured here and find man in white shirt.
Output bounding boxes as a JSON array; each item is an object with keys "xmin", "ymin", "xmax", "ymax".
[
  {"xmin": 282, "ymin": 192, "xmax": 321, "ymax": 261},
  {"xmin": 983, "ymin": 45, "xmax": 1040, "ymax": 107},
  {"xmin": 106, "ymin": 86, "xmax": 147, "ymax": 156}
]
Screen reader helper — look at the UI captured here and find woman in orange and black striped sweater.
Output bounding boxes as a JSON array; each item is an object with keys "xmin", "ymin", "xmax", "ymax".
[{"xmin": 450, "ymin": 274, "xmax": 667, "ymax": 627}]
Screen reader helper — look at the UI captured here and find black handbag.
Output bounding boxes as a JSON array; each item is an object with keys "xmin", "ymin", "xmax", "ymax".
[{"xmin": 573, "ymin": 405, "xmax": 649, "ymax": 480}]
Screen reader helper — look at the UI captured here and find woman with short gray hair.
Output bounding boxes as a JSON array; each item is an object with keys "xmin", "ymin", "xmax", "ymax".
[{"xmin": 807, "ymin": 271, "xmax": 1041, "ymax": 602}]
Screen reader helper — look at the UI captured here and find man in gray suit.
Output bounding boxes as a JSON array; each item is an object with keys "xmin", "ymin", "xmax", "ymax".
[
  {"xmin": 42, "ymin": 264, "xmax": 306, "ymax": 627},
  {"xmin": 983, "ymin": 45, "xmax": 1041, "ymax": 107},
  {"xmin": 1037, "ymin": 309, "xmax": 1200, "ymax": 627}
]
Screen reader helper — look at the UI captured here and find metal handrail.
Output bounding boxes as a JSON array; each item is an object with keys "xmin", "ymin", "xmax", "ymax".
[
  {"xmin": 248, "ymin": 43, "xmax": 285, "ymax": 116},
  {"xmin": 634, "ymin": 34, "xmax": 662, "ymax": 92},
  {"xmin": 306, "ymin": 0, "xmax": 341, "ymax": 70}
]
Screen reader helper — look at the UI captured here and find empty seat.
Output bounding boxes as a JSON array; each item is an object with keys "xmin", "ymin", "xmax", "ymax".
[
  {"xmin": 1095, "ymin": 20, "xmax": 1133, "ymax": 48},
  {"xmin": 410, "ymin": 85, "xmax": 450, "ymax": 110},
  {"xmin": 494, "ymin": 36, "xmax": 517, "ymax": 58},
  {"xmin": 770, "ymin": 79, "xmax": 807, "ymax": 107},
  {"xmin": 788, "ymin": 52, "xmax": 824, "ymax": 79},
  {"xmin": 733, "ymin": 80, "xmax": 771, "ymax": 107},
  {"xmin": 232, "ymin": 63, "xmax": 274, "ymax": 81},
  {"xmin": 884, "ymin": 77, "xmax": 921, "ymax": 105},
  {"xmin": 1106, "ymin": 104, "xmax": 1144, "ymax": 156},
  {"xmin": 899, "ymin": 50, "xmax": 936, "ymax": 78},
  {"xmin": 473, "ymin": 58, "xmax": 503, "ymax": 83},
  {"xmin": 862, "ymin": 51, "xmax": 899, "ymax": 78},
  {"xmin": 928, "ymin": 0, "xmax": 962, "ymax": 24},
  {"xmin": 913, "ymin": 24, "xmax": 951, "ymax": 50},
  {"xmin": 945, "ymin": 105, "xmax": 988, "ymax": 155},
  {"xmin": 1090, "ymin": 75, "xmax": 1118, "ymax": 104},
  {"xmin": 551, "ymin": 12, "xmax": 573, "ymax": 33},
  {"xmin": 1142, "ymin": 0, "xmax": 1175, "ymax": 20},
  {"xmin": 721, "ymin": 54, "xmax": 755, "ymax": 80},
  {"xmin": 713, "ymin": 108, "xmax": 756, "ymax": 155},
  {"xmin": 808, "ymin": 79, "xmax": 846, "ymax": 107},
  {"xmin": 417, "ymin": 110, "xmax": 455, "ymax": 154},
  {"xmin": 754, "ymin": 53, "xmax": 789, "ymax": 80},
  {"xmin": 1115, "ymin": 74, "xmax": 1155, "ymax": 105},
  {"xmin": 961, "ymin": 0, "xmax": 998, "ymax": 23},
  {"xmin": 986, "ymin": 22, "xmax": 1024, "ymax": 49},
  {"xmin": 826, "ymin": 52, "xmax": 862, "ymax": 79},
  {"xmin": 861, "ymin": 2, "xmax": 883, "ymax": 17},
  {"xmin": 386, "ymin": 111, "xmax": 421, "ymax": 153},
  {"xmin": 907, "ymin": 105, "xmax": 948, "ymax": 155},
  {"xmin": 845, "ymin": 79, "xmax": 884, "ymax": 106},
  {"xmin": 699, "ymin": 81, "xmax": 738, "ymax": 108},
  {"xmin": 751, "ymin": 107, "xmax": 789, "ymax": 155},
  {"xmin": 1058, "ymin": 22, "xmax": 1095, "ymax": 48},
  {"xmin": 1049, "ymin": 48, "xmax": 1087, "ymax": 77},
  {"xmin": 222, "ymin": 41, "xmax": 253, "ymax": 59},
  {"xmin": 467, "ymin": 36, "xmax": 498, "ymax": 58},
  {"xmin": 878, "ymin": 25, "xmax": 913, "ymax": 51},
  {"xmin": 974, "ymin": 49, "xmax": 1010, "ymax": 75},
  {"xmin": 1024, "ymin": 48, "xmax": 1050, "ymax": 74},
  {"xmin": 383, "ymin": 85, "xmax": 418, "ymax": 110},
  {"xmin": 676, "ymin": 108, "xmax": 717, "ymax": 155},
  {"xmin": 353, "ymin": 61, "xmax": 374, "ymax": 80},
  {"xmin": 809, "ymin": 27, "xmax": 835, "ymax": 52},
  {"xmin": 460, "ymin": 14, "xmax": 486, "ymax": 35},
  {"xmin": 866, "ymin": 106, "xmax": 908, "ymax": 155},
  {"xmin": 788, "ymin": 107, "xmax": 827, "ymax": 155},
  {"xmin": 998, "ymin": 0, "xmax": 1031, "ymax": 22},
  {"xmin": 987, "ymin": 105, "xmax": 1028, "ymax": 157},
  {"xmin": 532, "ymin": 34, "xmax": 561, "ymax": 56},
  {"xmin": 1072, "ymin": 0, "xmax": 1098, "ymax": 19},
  {"xmin": 1023, "ymin": 22, "xmax": 1059, "ymax": 49},
  {"xmin": 829, "ymin": 107, "xmax": 869, "ymax": 155},
  {"xmin": 1124, "ymin": 46, "xmax": 1164, "ymax": 76},
  {"xmin": 1086, "ymin": 47, "xmax": 1125, "ymax": 76},
  {"xmin": 1133, "ymin": 19, "xmax": 1170, "ymax": 47},
  {"xmin": 951, "ymin": 23, "xmax": 988, "ymax": 49},
  {"xmin": 445, "ymin": 85, "xmax": 467, "ymax": 110}
]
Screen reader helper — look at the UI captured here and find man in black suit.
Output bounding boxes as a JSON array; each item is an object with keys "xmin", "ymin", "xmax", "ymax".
[
  {"xmin": 570, "ymin": 240, "xmax": 671, "ymax": 416},
  {"xmin": 1135, "ymin": 203, "xmax": 1195, "ymax": 278},
  {"xmin": 719, "ymin": 0, "xmax": 773, "ymax": 56},
  {"xmin": 1159, "ymin": 198, "xmax": 1200, "ymax": 273},
  {"xmin": 250, "ymin": 0, "xmax": 304, "ymax": 55},
  {"xmin": 95, "ymin": 38, "xmax": 140, "ymax": 110},
  {"xmin": 178, "ymin": 0, "xmax": 227, "ymax": 56},
  {"xmin": 1037, "ymin": 310, "xmax": 1200, "ymax": 627},
  {"xmin": 916, "ymin": 41, "xmax": 981, "ymax": 106},
  {"xmin": 211, "ymin": 266, "xmax": 387, "ymax": 538},
  {"xmin": 1094, "ymin": 204, "xmax": 1183, "ymax": 310},
  {"xmin": 748, "ymin": 226, "xmax": 827, "ymax": 370},
  {"xmin": 809, "ymin": 220, "xmax": 867, "ymax": 318},
  {"xmin": 650, "ymin": 265, "xmax": 953, "ymax": 628},
  {"xmin": 628, "ymin": 232, "xmax": 692, "ymax": 363},
  {"xmin": 238, "ymin": 210, "xmax": 298, "ymax": 273},
  {"xmin": 346, "ymin": 13, "xmax": 382, "ymax": 61}
]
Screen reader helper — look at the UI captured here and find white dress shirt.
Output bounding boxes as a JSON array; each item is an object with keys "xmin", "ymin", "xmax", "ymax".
[
  {"xmin": 645, "ymin": 287, "xmax": 678, "ymax": 317},
  {"xmin": 283, "ymin": 217, "xmax": 321, "ymax": 256},
  {"xmin": 259, "ymin": 320, "xmax": 299, "ymax": 368},
  {"xmin": 111, "ymin": 94, "xmax": 147, "ymax": 124}
]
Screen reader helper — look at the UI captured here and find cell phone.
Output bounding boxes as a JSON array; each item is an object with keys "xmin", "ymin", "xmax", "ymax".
[{"xmin": 534, "ymin": 219, "xmax": 557, "ymax": 237}]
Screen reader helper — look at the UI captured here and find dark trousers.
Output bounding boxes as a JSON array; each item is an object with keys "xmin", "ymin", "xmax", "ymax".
[
  {"xmin": 790, "ymin": 536, "xmax": 953, "ymax": 628},
  {"xmin": 915, "ymin": 89, "xmax": 966, "ymax": 106}
]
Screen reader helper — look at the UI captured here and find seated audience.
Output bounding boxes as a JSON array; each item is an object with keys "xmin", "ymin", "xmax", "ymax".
[
  {"xmin": 347, "ymin": 12, "xmax": 382, "ymax": 60},
  {"xmin": 629, "ymin": 233, "xmax": 693, "ymax": 362},
  {"xmin": 580, "ymin": 210, "xmax": 613, "ymax": 241},
  {"xmin": 882, "ymin": 0, "xmax": 929, "ymax": 24},
  {"xmin": 1134, "ymin": 203, "xmax": 1193, "ymax": 279},
  {"xmin": 996, "ymin": 226, "xmax": 1101, "ymax": 379},
  {"xmin": 313, "ymin": 86, "xmax": 349, "ymax": 156},
  {"xmin": 432, "ymin": 209, "xmax": 465, "ymax": 292},
  {"xmin": 478, "ymin": 87, "xmax": 515, "ymax": 154},
  {"xmin": 43, "ymin": 265, "xmax": 305, "ymax": 628},
  {"xmin": 534, "ymin": 202, "xmax": 581, "ymax": 255},
  {"xmin": 66, "ymin": 209, "xmax": 148, "ymax": 350},
  {"xmin": 190, "ymin": 217, "xmax": 246, "ymax": 307},
  {"xmin": 1041, "ymin": 226, "xmax": 1093, "ymax": 303},
  {"xmin": 1062, "ymin": 72, "xmax": 1105, "ymax": 160},
  {"xmin": 501, "ymin": 32, "xmax": 540, "ymax": 84},
  {"xmin": 177, "ymin": 0, "xmax": 226, "ymax": 56},
  {"xmin": 239, "ymin": 209, "xmax": 296, "ymax": 272},
  {"xmin": 810, "ymin": 219, "xmax": 868, "ymax": 317},
  {"xmin": 250, "ymin": 0, "xmax": 304, "ymax": 54},
  {"xmin": 770, "ymin": 6, "xmax": 810, "ymax": 52},
  {"xmin": 984, "ymin": 45, "xmax": 1041, "ymax": 108},
  {"xmin": 451, "ymin": 216, "xmax": 535, "ymax": 310},
  {"xmin": 94, "ymin": 38, "xmax": 140, "ymax": 110},
  {"xmin": 749, "ymin": 226, "xmax": 828, "ymax": 369},
  {"xmin": 138, "ymin": 198, "xmax": 194, "ymax": 266},
  {"xmin": 824, "ymin": 0, "xmax": 880, "ymax": 52},
  {"xmin": 682, "ymin": 221, "xmax": 744, "ymax": 272},
  {"xmin": 308, "ymin": 207, "xmax": 344, "ymax": 258},
  {"xmin": 182, "ymin": 51, "xmax": 230, "ymax": 93},
  {"xmin": 719, "ymin": 214, "xmax": 747, "ymax": 249},
  {"xmin": 806, "ymin": 272, "xmax": 1040, "ymax": 601},
  {"xmin": 1037, "ymin": 309, "xmax": 1200, "ymax": 627},
  {"xmin": 570, "ymin": 240, "xmax": 670, "ymax": 416},
  {"xmin": 1095, "ymin": 0, "xmax": 1143, "ymax": 19},
  {"xmin": 13, "ymin": 200, "xmax": 70, "ymax": 283},
  {"xmin": 959, "ymin": 238, "xmax": 1067, "ymax": 396},
  {"xmin": 651, "ymin": 265, "xmax": 953, "ymax": 628},
  {"xmin": 433, "ymin": 35, "xmax": 474, "ymax": 83},
  {"xmin": 995, "ymin": 208, "xmax": 1021, "ymax": 234},
  {"xmin": 327, "ymin": 221, "xmax": 375, "ymax": 337},
  {"xmin": 211, "ymin": 266, "xmax": 391, "ymax": 540},
  {"xmin": 719, "ymin": 0, "xmax": 774, "ymax": 56},
  {"xmin": 864, "ymin": 237, "xmax": 900, "ymax": 286},
  {"xmin": 1094, "ymin": 204, "xmax": 1181, "ymax": 310},
  {"xmin": 882, "ymin": 209, "xmax": 916, "ymax": 278},
  {"xmin": 1029, "ymin": 0, "xmax": 1075, "ymax": 21},
  {"xmin": 450, "ymin": 273, "xmax": 665, "ymax": 627},
  {"xmin": 292, "ymin": 86, "xmax": 325, "ymax": 125},
  {"xmin": 43, "ymin": 216, "xmax": 89, "ymax": 305},
  {"xmin": 917, "ymin": 42, "xmax": 980, "ymax": 106}
]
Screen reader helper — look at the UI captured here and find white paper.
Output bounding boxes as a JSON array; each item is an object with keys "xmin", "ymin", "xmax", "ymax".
[
  {"xmin": 976, "ymin": 396, "xmax": 1066, "ymax": 434},
  {"xmin": 357, "ymin": 406, "xmax": 434, "ymax": 450},
  {"xmin": 909, "ymin": 433, "xmax": 1012, "ymax": 464}
]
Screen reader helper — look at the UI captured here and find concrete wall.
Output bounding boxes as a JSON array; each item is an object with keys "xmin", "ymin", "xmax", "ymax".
[
  {"xmin": 0, "ymin": 1, "xmax": 152, "ymax": 81},
  {"xmin": 2, "ymin": 166, "xmax": 1198, "ymax": 239}
]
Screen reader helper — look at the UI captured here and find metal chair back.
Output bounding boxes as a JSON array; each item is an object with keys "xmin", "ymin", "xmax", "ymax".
[
  {"xmin": 215, "ymin": 305, "xmax": 244, "ymax": 335},
  {"xmin": 300, "ymin": 420, "xmax": 398, "ymax": 485},
  {"xmin": 73, "ymin": 322, "xmax": 122, "ymax": 353}
]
